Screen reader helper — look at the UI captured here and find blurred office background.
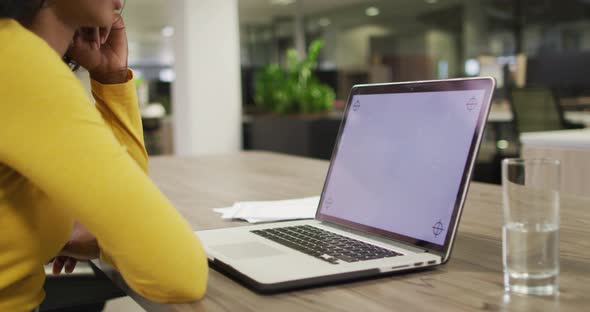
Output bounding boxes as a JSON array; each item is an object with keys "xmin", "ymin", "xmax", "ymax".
[
  {"xmin": 115, "ymin": 0, "xmax": 589, "ymax": 185},
  {"xmin": 58, "ymin": 1, "xmax": 590, "ymax": 310}
]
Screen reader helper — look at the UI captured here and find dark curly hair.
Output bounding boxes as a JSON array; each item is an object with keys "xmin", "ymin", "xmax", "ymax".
[{"xmin": 0, "ymin": 0, "xmax": 45, "ymax": 26}]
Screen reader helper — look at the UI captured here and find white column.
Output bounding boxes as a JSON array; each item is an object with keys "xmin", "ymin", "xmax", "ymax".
[
  {"xmin": 172, "ymin": 0, "xmax": 242, "ymax": 156},
  {"xmin": 462, "ymin": 1, "xmax": 488, "ymax": 60},
  {"xmin": 294, "ymin": 0, "xmax": 306, "ymax": 58}
]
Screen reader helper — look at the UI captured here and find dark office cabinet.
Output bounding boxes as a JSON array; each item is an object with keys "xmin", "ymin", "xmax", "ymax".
[{"xmin": 250, "ymin": 115, "xmax": 342, "ymax": 160}]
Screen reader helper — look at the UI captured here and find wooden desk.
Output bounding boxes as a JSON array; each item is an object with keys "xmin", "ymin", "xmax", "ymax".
[
  {"xmin": 488, "ymin": 103, "xmax": 590, "ymax": 127},
  {"xmin": 94, "ymin": 152, "xmax": 590, "ymax": 311},
  {"xmin": 560, "ymin": 97, "xmax": 590, "ymax": 111}
]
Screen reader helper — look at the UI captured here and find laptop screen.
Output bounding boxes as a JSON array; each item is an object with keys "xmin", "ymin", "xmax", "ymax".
[{"xmin": 316, "ymin": 79, "xmax": 493, "ymax": 252}]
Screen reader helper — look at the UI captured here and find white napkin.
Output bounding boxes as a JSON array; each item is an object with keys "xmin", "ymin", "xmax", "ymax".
[{"xmin": 213, "ymin": 196, "xmax": 320, "ymax": 224}]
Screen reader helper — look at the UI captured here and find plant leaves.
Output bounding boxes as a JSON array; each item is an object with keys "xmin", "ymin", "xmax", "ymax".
[{"xmin": 254, "ymin": 39, "xmax": 335, "ymax": 114}]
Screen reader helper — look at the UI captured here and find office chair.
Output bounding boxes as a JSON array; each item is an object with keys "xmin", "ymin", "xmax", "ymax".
[
  {"xmin": 509, "ymin": 87, "xmax": 585, "ymax": 133},
  {"xmin": 40, "ymin": 262, "xmax": 125, "ymax": 312}
]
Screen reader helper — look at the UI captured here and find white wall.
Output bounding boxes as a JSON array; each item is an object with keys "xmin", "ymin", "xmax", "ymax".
[
  {"xmin": 425, "ymin": 29, "xmax": 459, "ymax": 78},
  {"xmin": 172, "ymin": 0, "xmax": 242, "ymax": 156},
  {"xmin": 75, "ymin": 69, "xmax": 93, "ymax": 100},
  {"xmin": 462, "ymin": 0, "xmax": 488, "ymax": 59},
  {"xmin": 333, "ymin": 25, "xmax": 391, "ymax": 68}
]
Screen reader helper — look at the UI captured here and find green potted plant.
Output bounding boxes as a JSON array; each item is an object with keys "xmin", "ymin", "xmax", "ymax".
[
  {"xmin": 254, "ymin": 40, "xmax": 335, "ymax": 114},
  {"xmin": 250, "ymin": 40, "xmax": 340, "ymax": 159}
]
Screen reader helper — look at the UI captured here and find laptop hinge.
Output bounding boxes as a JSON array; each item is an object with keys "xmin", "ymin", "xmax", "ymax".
[
  {"xmin": 319, "ymin": 221, "xmax": 437, "ymax": 256},
  {"xmin": 424, "ymin": 248, "xmax": 445, "ymax": 259}
]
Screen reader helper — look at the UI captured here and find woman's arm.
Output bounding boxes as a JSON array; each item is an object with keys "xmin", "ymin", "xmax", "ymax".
[
  {"xmin": 0, "ymin": 55, "xmax": 208, "ymax": 303},
  {"xmin": 52, "ymin": 75, "xmax": 148, "ymax": 275},
  {"xmin": 91, "ymin": 71, "xmax": 149, "ymax": 172}
]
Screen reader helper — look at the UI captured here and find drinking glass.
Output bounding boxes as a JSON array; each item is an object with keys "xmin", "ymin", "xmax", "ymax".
[{"xmin": 502, "ymin": 158, "xmax": 560, "ymax": 296}]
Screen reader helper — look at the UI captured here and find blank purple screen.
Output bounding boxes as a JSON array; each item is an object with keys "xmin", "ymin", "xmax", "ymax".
[{"xmin": 319, "ymin": 90, "xmax": 486, "ymax": 245}]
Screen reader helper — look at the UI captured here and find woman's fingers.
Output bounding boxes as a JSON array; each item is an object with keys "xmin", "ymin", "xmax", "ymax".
[
  {"xmin": 74, "ymin": 28, "xmax": 97, "ymax": 50},
  {"xmin": 67, "ymin": 14, "xmax": 128, "ymax": 77},
  {"xmin": 64, "ymin": 258, "xmax": 78, "ymax": 274},
  {"xmin": 78, "ymin": 27, "xmax": 101, "ymax": 50},
  {"xmin": 104, "ymin": 14, "xmax": 127, "ymax": 51},
  {"xmin": 93, "ymin": 27, "xmax": 101, "ymax": 50},
  {"xmin": 52, "ymin": 257, "xmax": 79, "ymax": 275},
  {"xmin": 52, "ymin": 257, "xmax": 66, "ymax": 275},
  {"xmin": 68, "ymin": 30, "xmax": 100, "ymax": 70},
  {"xmin": 100, "ymin": 26, "xmax": 112, "ymax": 45}
]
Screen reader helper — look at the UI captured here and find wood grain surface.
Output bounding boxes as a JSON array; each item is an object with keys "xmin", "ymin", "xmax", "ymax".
[{"xmin": 94, "ymin": 152, "xmax": 590, "ymax": 312}]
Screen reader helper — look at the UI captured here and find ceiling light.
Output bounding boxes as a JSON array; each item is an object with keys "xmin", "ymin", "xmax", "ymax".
[
  {"xmin": 159, "ymin": 69, "xmax": 176, "ymax": 83},
  {"xmin": 425, "ymin": 0, "xmax": 439, "ymax": 4},
  {"xmin": 465, "ymin": 59, "xmax": 480, "ymax": 76},
  {"xmin": 161, "ymin": 26, "xmax": 175, "ymax": 37},
  {"xmin": 318, "ymin": 18, "xmax": 331, "ymax": 27},
  {"xmin": 270, "ymin": 0, "xmax": 295, "ymax": 5},
  {"xmin": 365, "ymin": 7, "xmax": 380, "ymax": 17},
  {"xmin": 497, "ymin": 140, "xmax": 509, "ymax": 150}
]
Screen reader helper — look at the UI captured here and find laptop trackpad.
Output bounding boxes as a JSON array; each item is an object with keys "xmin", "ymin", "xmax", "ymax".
[{"xmin": 211, "ymin": 242, "xmax": 285, "ymax": 260}]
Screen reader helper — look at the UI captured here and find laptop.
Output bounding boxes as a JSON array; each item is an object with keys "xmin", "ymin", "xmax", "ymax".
[{"xmin": 197, "ymin": 77, "xmax": 496, "ymax": 293}]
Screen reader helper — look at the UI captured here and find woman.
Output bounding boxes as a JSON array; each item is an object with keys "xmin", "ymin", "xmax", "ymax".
[{"xmin": 0, "ymin": 0, "xmax": 208, "ymax": 310}]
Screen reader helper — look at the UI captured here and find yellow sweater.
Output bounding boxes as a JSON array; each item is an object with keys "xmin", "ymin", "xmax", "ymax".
[{"xmin": 0, "ymin": 19, "xmax": 207, "ymax": 311}]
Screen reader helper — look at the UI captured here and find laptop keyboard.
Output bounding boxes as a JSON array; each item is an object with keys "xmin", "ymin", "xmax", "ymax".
[{"xmin": 251, "ymin": 225, "xmax": 402, "ymax": 264}]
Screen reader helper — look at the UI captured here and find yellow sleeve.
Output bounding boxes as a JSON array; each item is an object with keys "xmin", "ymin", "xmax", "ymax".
[
  {"xmin": 0, "ymin": 35, "xmax": 207, "ymax": 303},
  {"xmin": 91, "ymin": 71, "xmax": 148, "ymax": 173},
  {"xmin": 89, "ymin": 72, "xmax": 151, "ymax": 270}
]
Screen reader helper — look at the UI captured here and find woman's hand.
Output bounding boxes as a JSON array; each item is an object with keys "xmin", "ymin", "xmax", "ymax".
[
  {"xmin": 52, "ymin": 222, "xmax": 100, "ymax": 275},
  {"xmin": 67, "ymin": 13, "xmax": 129, "ymax": 84}
]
